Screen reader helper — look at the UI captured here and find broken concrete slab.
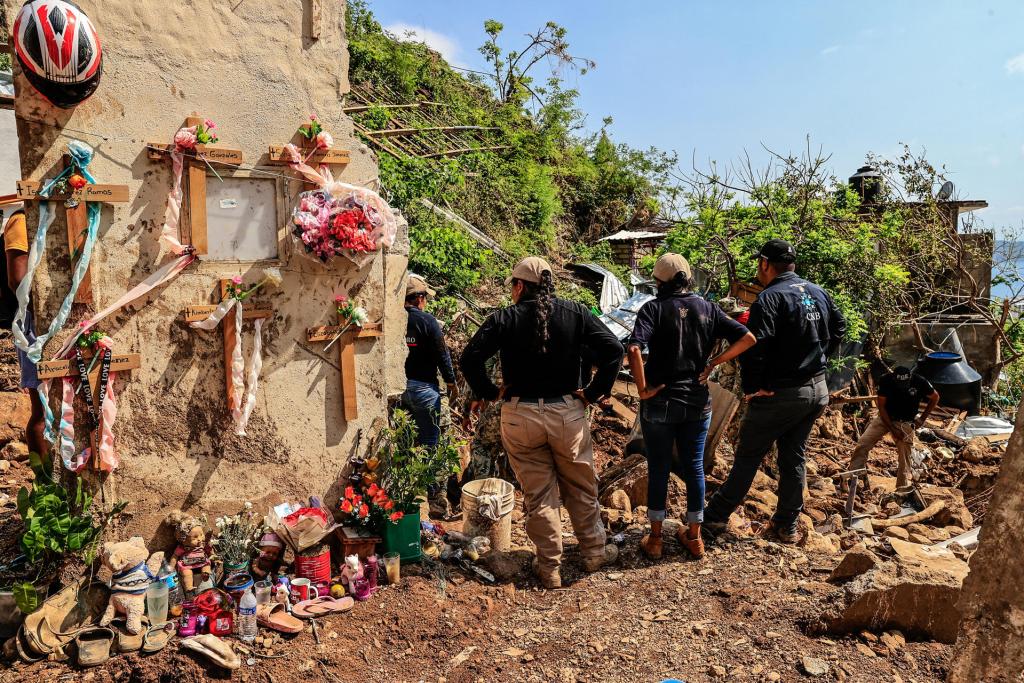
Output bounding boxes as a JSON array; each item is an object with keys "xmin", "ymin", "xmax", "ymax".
[
  {"xmin": 828, "ymin": 542, "xmax": 880, "ymax": 583},
  {"xmin": 823, "ymin": 538, "xmax": 969, "ymax": 643}
]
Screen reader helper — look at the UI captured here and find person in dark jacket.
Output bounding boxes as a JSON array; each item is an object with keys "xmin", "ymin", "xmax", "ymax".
[
  {"xmin": 461, "ymin": 256, "xmax": 623, "ymax": 589},
  {"xmin": 627, "ymin": 253, "xmax": 756, "ymax": 561},
  {"xmin": 403, "ymin": 275, "xmax": 458, "ymax": 517},
  {"xmin": 704, "ymin": 239, "xmax": 847, "ymax": 543}
]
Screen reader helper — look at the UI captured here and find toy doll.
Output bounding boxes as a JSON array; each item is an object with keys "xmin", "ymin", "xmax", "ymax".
[
  {"xmin": 251, "ymin": 531, "xmax": 285, "ymax": 580},
  {"xmin": 166, "ymin": 511, "xmax": 213, "ymax": 594}
]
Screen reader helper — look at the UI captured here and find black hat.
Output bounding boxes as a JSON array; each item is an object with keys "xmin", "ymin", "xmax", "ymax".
[
  {"xmin": 755, "ymin": 239, "xmax": 796, "ymax": 263},
  {"xmin": 891, "ymin": 366, "xmax": 912, "ymax": 383}
]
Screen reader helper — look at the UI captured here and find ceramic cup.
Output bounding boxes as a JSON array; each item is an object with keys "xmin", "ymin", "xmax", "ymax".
[{"xmin": 290, "ymin": 578, "xmax": 319, "ymax": 603}]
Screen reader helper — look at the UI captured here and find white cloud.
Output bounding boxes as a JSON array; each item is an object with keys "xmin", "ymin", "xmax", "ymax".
[
  {"xmin": 1005, "ymin": 53, "xmax": 1024, "ymax": 75},
  {"xmin": 384, "ymin": 23, "xmax": 461, "ymax": 65},
  {"xmin": 820, "ymin": 45, "xmax": 841, "ymax": 56}
]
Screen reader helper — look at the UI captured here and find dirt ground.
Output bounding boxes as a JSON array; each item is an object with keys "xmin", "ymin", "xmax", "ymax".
[{"xmin": 0, "ymin": 406, "xmax": 964, "ymax": 683}]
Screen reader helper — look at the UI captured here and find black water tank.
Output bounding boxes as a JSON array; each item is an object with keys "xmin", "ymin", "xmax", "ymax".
[
  {"xmin": 916, "ymin": 351, "xmax": 983, "ymax": 415},
  {"xmin": 849, "ymin": 165, "xmax": 883, "ymax": 204}
]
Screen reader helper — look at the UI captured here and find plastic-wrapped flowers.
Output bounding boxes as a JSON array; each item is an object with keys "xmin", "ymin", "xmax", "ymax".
[{"xmin": 292, "ymin": 190, "xmax": 386, "ymax": 262}]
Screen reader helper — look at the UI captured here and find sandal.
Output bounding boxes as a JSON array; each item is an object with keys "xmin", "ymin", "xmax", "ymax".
[
  {"xmin": 256, "ymin": 602, "xmax": 304, "ymax": 634},
  {"xmin": 639, "ymin": 534, "xmax": 663, "ymax": 560},
  {"xmin": 179, "ymin": 634, "xmax": 241, "ymax": 670},
  {"xmin": 678, "ymin": 527, "xmax": 705, "ymax": 559},
  {"xmin": 292, "ymin": 596, "xmax": 355, "ymax": 619},
  {"xmin": 142, "ymin": 623, "xmax": 173, "ymax": 654},
  {"xmin": 75, "ymin": 627, "xmax": 115, "ymax": 667}
]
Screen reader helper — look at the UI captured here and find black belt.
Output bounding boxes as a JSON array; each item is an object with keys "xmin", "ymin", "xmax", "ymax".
[
  {"xmin": 771, "ymin": 371, "xmax": 826, "ymax": 389},
  {"xmin": 507, "ymin": 395, "xmax": 571, "ymax": 405}
]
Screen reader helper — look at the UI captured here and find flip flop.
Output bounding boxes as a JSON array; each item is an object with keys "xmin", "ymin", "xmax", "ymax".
[
  {"xmin": 142, "ymin": 623, "xmax": 173, "ymax": 654},
  {"xmin": 292, "ymin": 596, "xmax": 355, "ymax": 619},
  {"xmin": 75, "ymin": 627, "xmax": 115, "ymax": 668},
  {"xmin": 256, "ymin": 602, "xmax": 304, "ymax": 634},
  {"xmin": 180, "ymin": 634, "xmax": 241, "ymax": 670},
  {"xmin": 112, "ymin": 615, "xmax": 150, "ymax": 653}
]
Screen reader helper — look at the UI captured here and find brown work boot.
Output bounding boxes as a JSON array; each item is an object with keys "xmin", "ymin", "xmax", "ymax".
[
  {"xmin": 531, "ymin": 558, "xmax": 561, "ymax": 589},
  {"xmin": 677, "ymin": 525, "xmax": 705, "ymax": 559},
  {"xmin": 582, "ymin": 545, "xmax": 619, "ymax": 573},
  {"xmin": 762, "ymin": 521, "xmax": 799, "ymax": 545},
  {"xmin": 640, "ymin": 521, "xmax": 664, "ymax": 560}
]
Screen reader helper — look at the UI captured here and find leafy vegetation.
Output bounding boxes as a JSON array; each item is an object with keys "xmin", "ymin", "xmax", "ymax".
[{"xmin": 377, "ymin": 409, "xmax": 463, "ymax": 511}]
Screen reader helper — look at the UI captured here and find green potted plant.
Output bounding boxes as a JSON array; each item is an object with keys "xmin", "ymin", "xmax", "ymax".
[
  {"xmin": 376, "ymin": 410, "xmax": 462, "ymax": 561},
  {"xmin": 11, "ymin": 453, "xmax": 125, "ymax": 616}
]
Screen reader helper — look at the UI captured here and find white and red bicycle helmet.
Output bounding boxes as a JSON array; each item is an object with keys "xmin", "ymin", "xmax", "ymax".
[{"xmin": 12, "ymin": 0, "xmax": 102, "ymax": 108}]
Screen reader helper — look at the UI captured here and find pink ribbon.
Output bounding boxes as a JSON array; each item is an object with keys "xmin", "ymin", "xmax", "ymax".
[
  {"xmin": 56, "ymin": 373, "xmax": 119, "ymax": 472},
  {"xmin": 160, "ymin": 127, "xmax": 199, "ymax": 256}
]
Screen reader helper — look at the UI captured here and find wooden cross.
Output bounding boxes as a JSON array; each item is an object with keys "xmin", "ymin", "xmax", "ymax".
[
  {"xmin": 16, "ymin": 160, "xmax": 130, "ymax": 304},
  {"xmin": 183, "ymin": 279, "xmax": 273, "ymax": 412},
  {"xmin": 268, "ymin": 121, "xmax": 350, "ymax": 190},
  {"xmin": 147, "ymin": 115, "xmax": 244, "ymax": 256},
  {"xmin": 37, "ymin": 351, "xmax": 141, "ymax": 471},
  {"xmin": 307, "ymin": 318, "xmax": 382, "ymax": 421}
]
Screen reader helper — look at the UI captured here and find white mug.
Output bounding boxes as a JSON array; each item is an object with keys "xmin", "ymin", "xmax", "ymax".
[{"xmin": 290, "ymin": 578, "xmax": 319, "ymax": 602}]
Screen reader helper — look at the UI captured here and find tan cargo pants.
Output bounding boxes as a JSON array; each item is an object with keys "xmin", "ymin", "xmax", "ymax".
[
  {"xmin": 499, "ymin": 397, "xmax": 606, "ymax": 571},
  {"xmin": 849, "ymin": 416, "xmax": 914, "ymax": 488}
]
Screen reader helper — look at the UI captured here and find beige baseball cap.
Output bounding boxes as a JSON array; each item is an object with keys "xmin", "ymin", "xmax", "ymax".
[
  {"xmin": 505, "ymin": 256, "xmax": 553, "ymax": 285},
  {"xmin": 406, "ymin": 274, "xmax": 436, "ymax": 297},
  {"xmin": 652, "ymin": 252, "xmax": 692, "ymax": 282}
]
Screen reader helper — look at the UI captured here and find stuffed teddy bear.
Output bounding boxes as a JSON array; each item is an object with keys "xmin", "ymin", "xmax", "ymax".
[
  {"xmin": 165, "ymin": 511, "xmax": 213, "ymax": 594},
  {"xmin": 99, "ymin": 536, "xmax": 163, "ymax": 635}
]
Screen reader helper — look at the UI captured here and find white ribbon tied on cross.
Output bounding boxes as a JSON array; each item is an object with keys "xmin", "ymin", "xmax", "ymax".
[{"xmin": 190, "ymin": 298, "xmax": 264, "ymax": 436}]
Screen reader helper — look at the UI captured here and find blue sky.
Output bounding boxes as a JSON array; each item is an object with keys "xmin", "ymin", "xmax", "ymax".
[{"xmin": 371, "ymin": 1, "xmax": 1024, "ymax": 236}]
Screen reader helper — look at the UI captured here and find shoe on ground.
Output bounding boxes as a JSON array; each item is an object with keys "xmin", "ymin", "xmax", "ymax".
[
  {"xmin": 701, "ymin": 520, "xmax": 728, "ymax": 540},
  {"xmin": 677, "ymin": 527, "xmax": 705, "ymax": 559},
  {"xmin": 639, "ymin": 534, "xmax": 663, "ymax": 560},
  {"xmin": 582, "ymin": 544, "xmax": 619, "ymax": 573},
  {"xmin": 531, "ymin": 558, "xmax": 561, "ymax": 589},
  {"xmin": 764, "ymin": 521, "xmax": 799, "ymax": 544}
]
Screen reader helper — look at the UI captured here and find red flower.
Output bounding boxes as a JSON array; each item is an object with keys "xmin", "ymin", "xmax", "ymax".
[
  {"xmin": 344, "ymin": 486, "xmax": 354, "ymax": 499},
  {"xmin": 389, "ymin": 512, "xmax": 404, "ymax": 522},
  {"xmin": 383, "ymin": 500, "xmax": 394, "ymax": 511},
  {"xmin": 358, "ymin": 504, "xmax": 369, "ymax": 518},
  {"xmin": 367, "ymin": 483, "xmax": 379, "ymax": 497},
  {"xmin": 68, "ymin": 174, "xmax": 87, "ymax": 190},
  {"xmin": 340, "ymin": 499, "xmax": 353, "ymax": 514}
]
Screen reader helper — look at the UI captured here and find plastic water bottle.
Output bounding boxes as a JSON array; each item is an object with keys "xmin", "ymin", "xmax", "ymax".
[
  {"xmin": 237, "ymin": 587, "xmax": 258, "ymax": 642},
  {"xmin": 145, "ymin": 580, "xmax": 168, "ymax": 625},
  {"xmin": 159, "ymin": 561, "xmax": 184, "ymax": 618}
]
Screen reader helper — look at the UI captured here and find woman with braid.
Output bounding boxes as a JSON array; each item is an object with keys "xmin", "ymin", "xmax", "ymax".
[{"xmin": 461, "ymin": 257, "xmax": 624, "ymax": 589}]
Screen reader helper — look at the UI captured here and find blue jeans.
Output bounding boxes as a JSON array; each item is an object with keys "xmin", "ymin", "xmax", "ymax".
[
  {"xmin": 18, "ymin": 308, "xmax": 38, "ymax": 390},
  {"xmin": 401, "ymin": 380, "xmax": 441, "ymax": 448},
  {"xmin": 639, "ymin": 400, "xmax": 711, "ymax": 524}
]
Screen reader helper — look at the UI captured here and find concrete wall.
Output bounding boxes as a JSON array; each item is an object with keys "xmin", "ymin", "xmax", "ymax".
[
  {"xmin": 949, "ymin": 402, "xmax": 1024, "ymax": 682},
  {"xmin": 3, "ymin": 0, "xmax": 408, "ymax": 536}
]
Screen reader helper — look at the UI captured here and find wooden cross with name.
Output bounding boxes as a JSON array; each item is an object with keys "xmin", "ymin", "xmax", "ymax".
[
  {"xmin": 147, "ymin": 115, "xmax": 244, "ymax": 256},
  {"xmin": 268, "ymin": 121, "xmax": 350, "ymax": 190},
  {"xmin": 16, "ymin": 160, "xmax": 130, "ymax": 304},
  {"xmin": 307, "ymin": 318, "xmax": 382, "ymax": 421},
  {"xmin": 183, "ymin": 279, "xmax": 273, "ymax": 413},
  {"xmin": 37, "ymin": 351, "xmax": 141, "ymax": 471}
]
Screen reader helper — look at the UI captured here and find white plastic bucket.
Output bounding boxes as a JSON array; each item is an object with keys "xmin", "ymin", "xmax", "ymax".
[{"xmin": 462, "ymin": 478, "xmax": 515, "ymax": 552}]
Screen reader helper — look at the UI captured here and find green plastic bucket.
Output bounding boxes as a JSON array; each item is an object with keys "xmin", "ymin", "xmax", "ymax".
[{"xmin": 383, "ymin": 509, "xmax": 422, "ymax": 562}]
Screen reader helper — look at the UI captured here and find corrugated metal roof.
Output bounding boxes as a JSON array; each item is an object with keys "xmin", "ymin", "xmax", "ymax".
[{"xmin": 598, "ymin": 230, "xmax": 666, "ymax": 242}]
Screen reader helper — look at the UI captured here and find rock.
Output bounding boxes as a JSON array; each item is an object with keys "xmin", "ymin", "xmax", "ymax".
[
  {"xmin": 708, "ymin": 664, "xmax": 727, "ymax": 677},
  {"xmin": 829, "ymin": 543, "xmax": 880, "ymax": 583},
  {"xmin": 767, "ymin": 673, "xmax": 781, "ymax": 682},
  {"xmin": 744, "ymin": 499, "xmax": 774, "ymax": 520},
  {"xmin": 880, "ymin": 631, "xmax": 905, "ymax": 652},
  {"xmin": 856, "ymin": 642, "xmax": 877, "ymax": 657},
  {"xmin": 801, "ymin": 656, "xmax": 829, "ymax": 677},
  {"xmin": 801, "ymin": 531, "xmax": 839, "ymax": 555},
  {"xmin": 818, "ymin": 410, "xmax": 846, "ymax": 439},
  {"xmin": 961, "ymin": 437, "xmax": 992, "ymax": 463},
  {"xmin": 805, "ymin": 508, "xmax": 827, "ymax": 523},
  {"xmin": 883, "ymin": 527, "xmax": 910, "ymax": 541},
  {"xmin": 944, "ymin": 525, "xmax": 966, "ymax": 536},
  {"xmin": 749, "ymin": 487, "xmax": 778, "ymax": 508},
  {"xmin": 1, "ymin": 441, "xmax": 28, "ymax": 462},
  {"xmin": 0, "ymin": 460, "xmax": 8, "ymax": 473},
  {"xmin": 823, "ymin": 538, "xmax": 969, "ymax": 643},
  {"xmin": 860, "ymin": 631, "xmax": 878, "ymax": 643},
  {"xmin": 484, "ymin": 551, "xmax": 531, "ymax": 582},
  {"xmin": 825, "ymin": 514, "xmax": 846, "ymax": 535},
  {"xmin": 607, "ymin": 489, "xmax": 631, "ymax": 513},
  {"xmin": 0, "ymin": 393, "xmax": 29, "ymax": 446},
  {"xmin": 752, "ymin": 469, "xmax": 775, "ymax": 490},
  {"xmin": 926, "ymin": 527, "xmax": 951, "ymax": 542},
  {"xmin": 908, "ymin": 533, "xmax": 933, "ymax": 545},
  {"xmin": 919, "ymin": 485, "xmax": 974, "ymax": 529},
  {"xmin": 906, "ymin": 523, "xmax": 931, "ymax": 537}
]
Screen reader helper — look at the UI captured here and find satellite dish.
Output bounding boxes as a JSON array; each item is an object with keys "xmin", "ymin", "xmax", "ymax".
[{"xmin": 936, "ymin": 181, "xmax": 954, "ymax": 201}]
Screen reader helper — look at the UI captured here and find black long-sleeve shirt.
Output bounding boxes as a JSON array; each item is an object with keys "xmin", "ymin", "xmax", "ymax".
[
  {"xmin": 405, "ymin": 306, "xmax": 456, "ymax": 387},
  {"xmin": 461, "ymin": 296, "xmax": 623, "ymax": 403},
  {"xmin": 740, "ymin": 272, "xmax": 846, "ymax": 394}
]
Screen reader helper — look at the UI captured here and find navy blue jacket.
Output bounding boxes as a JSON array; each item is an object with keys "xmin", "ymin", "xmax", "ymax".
[{"xmin": 405, "ymin": 306, "xmax": 456, "ymax": 387}]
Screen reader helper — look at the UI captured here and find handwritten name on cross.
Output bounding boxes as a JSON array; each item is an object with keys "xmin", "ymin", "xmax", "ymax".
[
  {"xmin": 37, "ymin": 352, "xmax": 141, "ymax": 471},
  {"xmin": 16, "ymin": 157, "xmax": 129, "ymax": 304},
  {"xmin": 183, "ymin": 279, "xmax": 273, "ymax": 413},
  {"xmin": 307, "ymin": 319, "xmax": 382, "ymax": 421},
  {"xmin": 147, "ymin": 116, "xmax": 244, "ymax": 256},
  {"xmin": 268, "ymin": 121, "xmax": 350, "ymax": 190}
]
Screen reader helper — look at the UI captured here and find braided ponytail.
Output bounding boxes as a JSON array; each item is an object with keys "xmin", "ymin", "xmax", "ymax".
[{"xmin": 533, "ymin": 270, "xmax": 554, "ymax": 353}]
